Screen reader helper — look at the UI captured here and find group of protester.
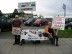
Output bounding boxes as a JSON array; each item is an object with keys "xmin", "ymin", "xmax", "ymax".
[{"xmin": 12, "ymin": 15, "xmax": 58, "ymax": 46}]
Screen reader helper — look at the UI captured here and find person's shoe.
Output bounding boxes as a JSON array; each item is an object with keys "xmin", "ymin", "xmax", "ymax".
[
  {"xmin": 56, "ymin": 43, "xmax": 58, "ymax": 46},
  {"xmin": 13, "ymin": 43, "xmax": 16, "ymax": 45},
  {"xmin": 19, "ymin": 43, "xmax": 22, "ymax": 46}
]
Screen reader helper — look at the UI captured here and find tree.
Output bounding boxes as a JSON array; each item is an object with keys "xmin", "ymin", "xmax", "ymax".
[
  {"xmin": 13, "ymin": 9, "xmax": 18, "ymax": 13},
  {"xmin": 0, "ymin": 10, "xmax": 3, "ymax": 16},
  {"xmin": 19, "ymin": 10, "xmax": 25, "ymax": 17},
  {"xmin": 39, "ymin": 14, "xmax": 43, "ymax": 18},
  {"xmin": 12, "ymin": 9, "xmax": 18, "ymax": 18}
]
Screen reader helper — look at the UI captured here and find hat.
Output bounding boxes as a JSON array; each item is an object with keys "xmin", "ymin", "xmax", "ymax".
[{"xmin": 15, "ymin": 15, "xmax": 19, "ymax": 18}]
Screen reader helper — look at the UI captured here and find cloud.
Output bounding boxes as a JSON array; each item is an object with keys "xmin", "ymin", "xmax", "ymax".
[
  {"xmin": 0, "ymin": 0, "xmax": 72, "ymax": 17},
  {"xmin": 34, "ymin": 0, "xmax": 72, "ymax": 16}
]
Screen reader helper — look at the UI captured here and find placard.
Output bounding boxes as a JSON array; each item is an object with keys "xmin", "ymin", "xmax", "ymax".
[{"xmin": 52, "ymin": 17, "xmax": 65, "ymax": 30}]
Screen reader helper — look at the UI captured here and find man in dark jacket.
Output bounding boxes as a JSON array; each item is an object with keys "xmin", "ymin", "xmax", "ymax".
[{"xmin": 12, "ymin": 15, "xmax": 22, "ymax": 45}]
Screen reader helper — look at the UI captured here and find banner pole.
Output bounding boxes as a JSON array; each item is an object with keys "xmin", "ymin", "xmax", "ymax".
[{"xmin": 56, "ymin": 29, "xmax": 58, "ymax": 35}]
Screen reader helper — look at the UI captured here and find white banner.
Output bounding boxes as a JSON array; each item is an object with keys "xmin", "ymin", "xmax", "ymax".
[
  {"xmin": 20, "ymin": 29, "xmax": 48, "ymax": 41},
  {"xmin": 52, "ymin": 17, "xmax": 65, "ymax": 30}
]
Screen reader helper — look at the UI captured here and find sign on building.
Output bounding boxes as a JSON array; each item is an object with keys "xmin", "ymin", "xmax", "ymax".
[
  {"xmin": 52, "ymin": 17, "xmax": 65, "ymax": 30},
  {"xmin": 18, "ymin": 2, "xmax": 36, "ymax": 11}
]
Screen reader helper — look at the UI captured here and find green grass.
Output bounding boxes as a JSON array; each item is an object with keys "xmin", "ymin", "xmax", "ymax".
[
  {"xmin": 0, "ymin": 31, "xmax": 12, "ymax": 36},
  {"xmin": 58, "ymin": 29, "xmax": 72, "ymax": 38}
]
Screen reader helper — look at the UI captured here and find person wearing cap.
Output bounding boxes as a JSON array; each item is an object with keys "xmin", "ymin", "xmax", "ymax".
[
  {"xmin": 12, "ymin": 15, "xmax": 22, "ymax": 45},
  {"xmin": 43, "ymin": 21, "xmax": 59, "ymax": 46}
]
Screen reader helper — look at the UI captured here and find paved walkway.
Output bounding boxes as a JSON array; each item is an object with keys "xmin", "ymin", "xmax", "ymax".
[{"xmin": 0, "ymin": 38, "xmax": 72, "ymax": 54}]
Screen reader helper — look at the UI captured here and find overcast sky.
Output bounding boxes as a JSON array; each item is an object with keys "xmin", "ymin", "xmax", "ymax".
[{"xmin": 0, "ymin": 0, "xmax": 72, "ymax": 17}]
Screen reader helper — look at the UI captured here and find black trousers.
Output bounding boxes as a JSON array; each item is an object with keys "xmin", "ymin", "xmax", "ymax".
[
  {"xmin": 49, "ymin": 35, "xmax": 58, "ymax": 45},
  {"xmin": 14, "ymin": 35, "xmax": 20, "ymax": 44},
  {"xmin": 43, "ymin": 33, "xmax": 58, "ymax": 45}
]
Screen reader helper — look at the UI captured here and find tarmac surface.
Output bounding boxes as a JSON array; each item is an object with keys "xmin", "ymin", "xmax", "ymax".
[{"xmin": 0, "ymin": 38, "xmax": 72, "ymax": 54}]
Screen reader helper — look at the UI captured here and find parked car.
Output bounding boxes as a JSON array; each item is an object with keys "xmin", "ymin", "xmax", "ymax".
[
  {"xmin": 65, "ymin": 22, "xmax": 72, "ymax": 29},
  {"xmin": 21, "ymin": 18, "xmax": 28, "ymax": 23},
  {"xmin": 65, "ymin": 18, "xmax": 72, "ymax": 29},
  {"xmin": 33, "ymin": 18, "xmax": 48, "ymax": 26},
  {"xmin": 0, "ymin": 16, "xmax": 13, "ymax": 32},
  {"xmin": 24, "ymin": 18, "xmax": 37, "ymax": 26},
  {"xmin": 45, "ymin": 18, "xmax": 52, "ymax": 22}
]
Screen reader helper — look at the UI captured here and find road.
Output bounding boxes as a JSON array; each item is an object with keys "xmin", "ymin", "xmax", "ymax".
[{"xmin": 0, "ymin": 38, "xmax": 72, "ymax": 54}]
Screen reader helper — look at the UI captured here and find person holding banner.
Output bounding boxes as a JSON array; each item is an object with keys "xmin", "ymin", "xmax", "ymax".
[
  {"xmin": 12, "ymin": 15, "xmax": 22, "ymax": 45},
  {"xmin": 43, "ymin": 22, "xmax": 59, "ymax": 46}
]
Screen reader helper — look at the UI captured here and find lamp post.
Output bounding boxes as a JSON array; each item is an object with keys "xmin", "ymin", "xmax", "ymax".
[{"xmin": 63, "ymin": 3, "xmax": 66, "ymax": 17}]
